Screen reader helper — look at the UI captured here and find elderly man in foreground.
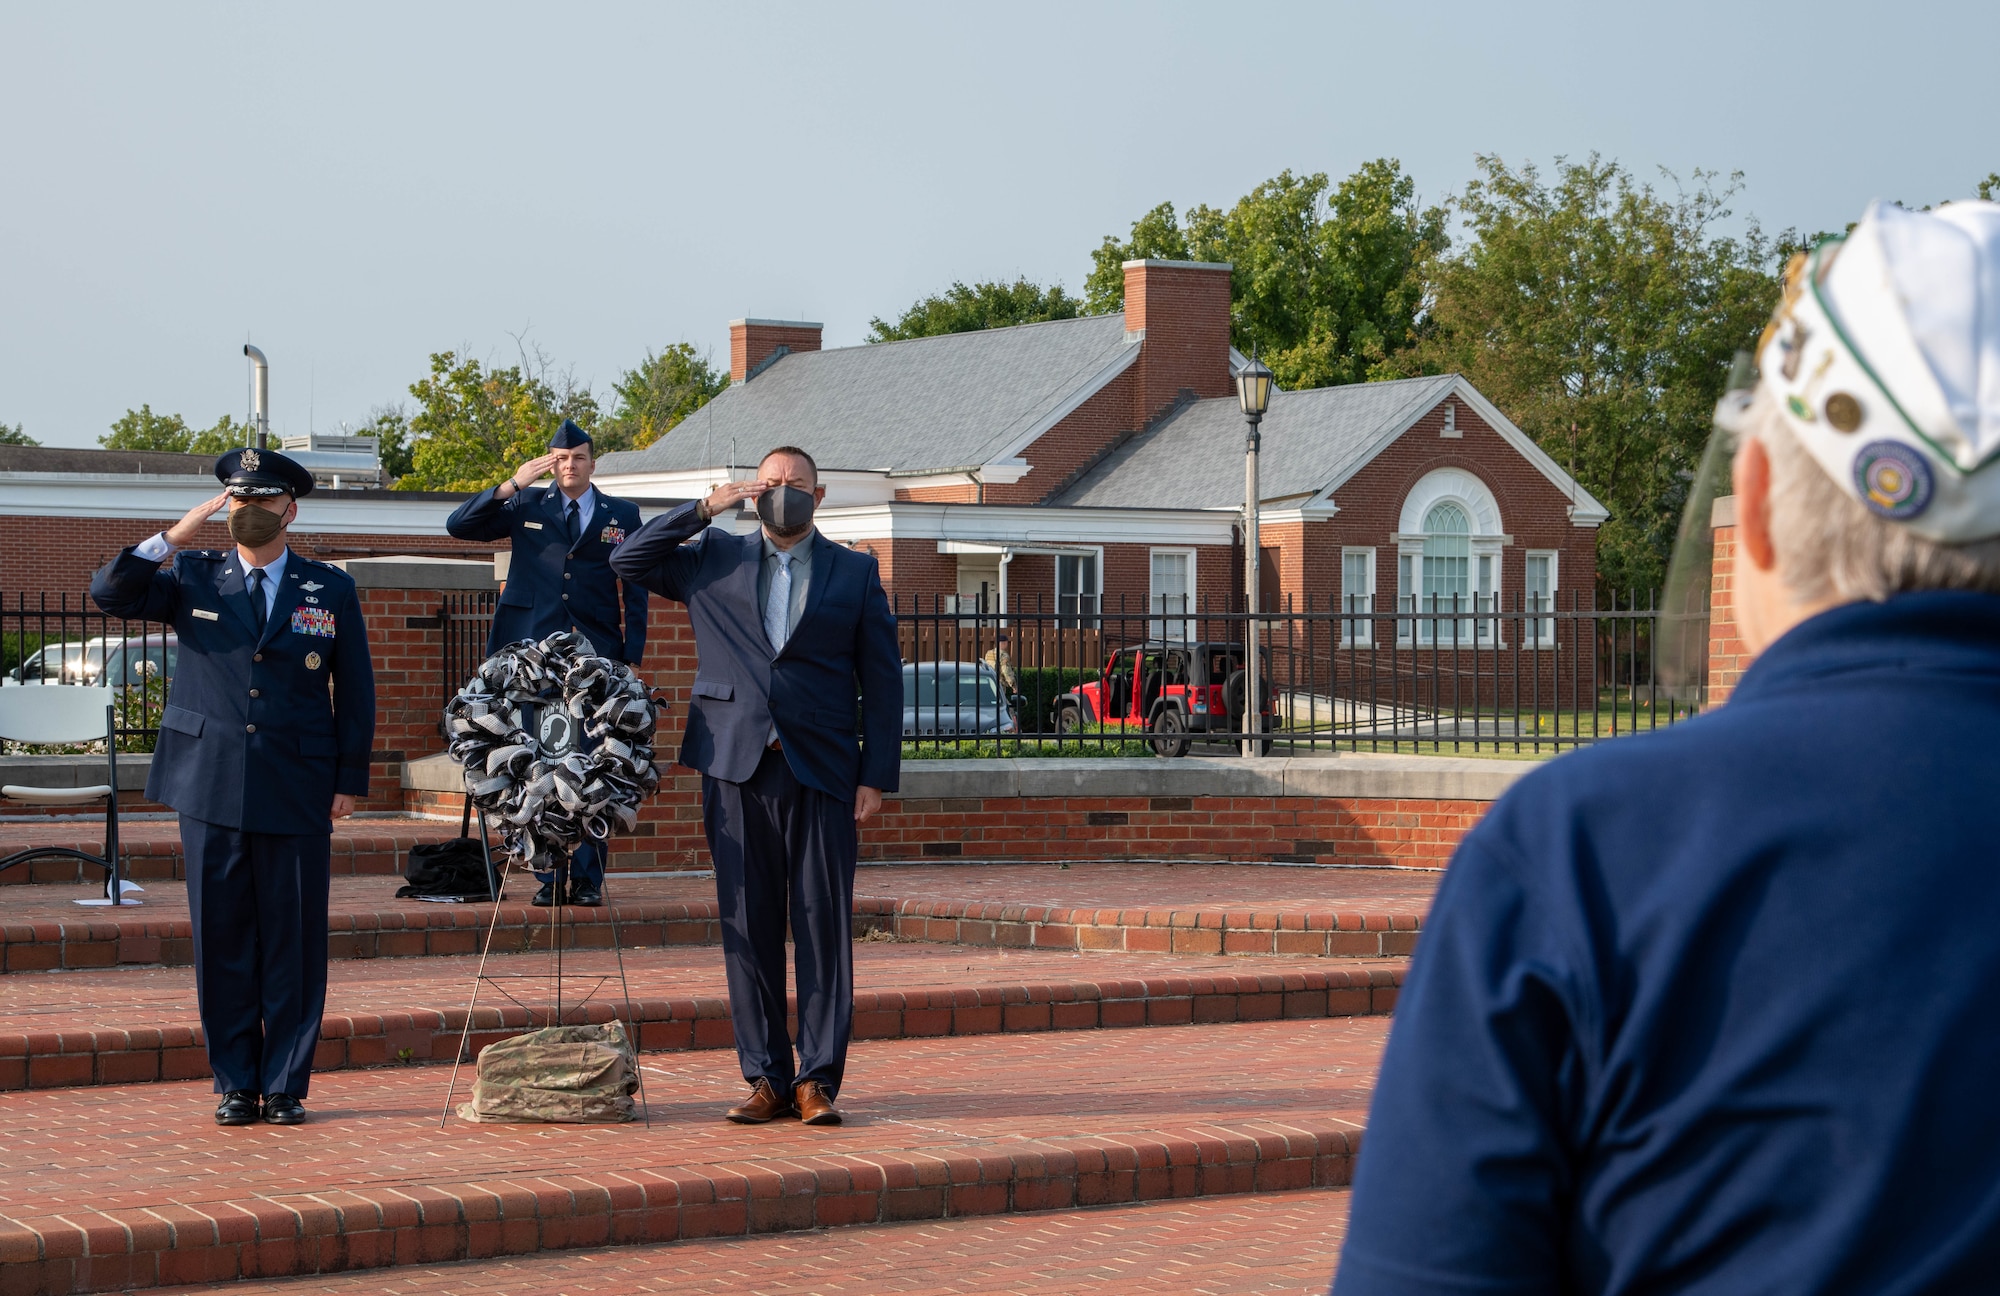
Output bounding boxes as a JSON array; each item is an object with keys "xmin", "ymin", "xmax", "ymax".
[{"xmin": 1335, "ymin": 199, "xmax": 2000, "ymax": 1293}]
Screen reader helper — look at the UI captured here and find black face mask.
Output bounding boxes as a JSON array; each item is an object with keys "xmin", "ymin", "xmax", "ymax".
[{"xmin": 757, "ymin": 485, "xmax": 817, "ymax": 538}]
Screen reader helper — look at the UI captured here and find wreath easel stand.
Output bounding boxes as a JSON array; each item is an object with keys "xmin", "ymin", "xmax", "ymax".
[{"xmin": 433, "ymin": 632, "xmax": 667, "ymax": 1127}]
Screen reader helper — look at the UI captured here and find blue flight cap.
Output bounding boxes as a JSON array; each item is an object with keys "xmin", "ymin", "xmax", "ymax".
[
  {"xmin": 214, "ymin": 446, "xmax": 315, "ymax": 498},
  {"xmin": 550, "ymin": 419, "xmax": 593, "ymax": 450}
]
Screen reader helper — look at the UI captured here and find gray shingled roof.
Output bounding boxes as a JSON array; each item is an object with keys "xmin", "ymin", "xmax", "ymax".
[
  {"xmin": 1051, "ymin": 375, "xmax": 1460, "ymax": 509},
  {"xmin": 596, "ymin": 314, "xmax": 1138, "ymax": 476}
]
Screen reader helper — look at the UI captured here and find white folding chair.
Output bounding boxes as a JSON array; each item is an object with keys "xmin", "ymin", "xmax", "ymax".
[{"xmin": 0, "ymin": 685, "xmax": 126, "ymax": 903}]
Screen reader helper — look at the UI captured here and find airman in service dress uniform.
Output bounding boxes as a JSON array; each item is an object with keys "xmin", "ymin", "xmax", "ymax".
[
  {"xmin": 445, "ymin": 419, "xmax": 647, "ymax": 907},
  {"xmin": 92, "ymin": 448, "xmax": 375, "ymax": 1128}
]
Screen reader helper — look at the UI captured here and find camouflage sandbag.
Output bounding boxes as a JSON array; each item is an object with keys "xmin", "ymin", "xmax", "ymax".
[{"xmin": 458, "ymin": 1021, "xmax": 638, "ymax": 1123}]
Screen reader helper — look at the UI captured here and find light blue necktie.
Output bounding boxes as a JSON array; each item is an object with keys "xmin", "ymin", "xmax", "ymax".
[{"xmin": 764, "ymin": 550, "xmax": 792, "ymax": 654}]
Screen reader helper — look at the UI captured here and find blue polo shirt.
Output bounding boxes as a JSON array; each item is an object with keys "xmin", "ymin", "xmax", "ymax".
[{"xmin": 1335, "ymin": 592, "xmax": 2000, "ymax": 1295}]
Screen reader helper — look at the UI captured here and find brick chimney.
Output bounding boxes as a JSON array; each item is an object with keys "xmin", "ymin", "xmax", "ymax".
[
  {"xmin": 1123, "ymin": 260, "xmax": 1234, "ymax": 423},
  {"xmin": 729, "ymin": 318, "xmax": 824, "ymax": 383}
]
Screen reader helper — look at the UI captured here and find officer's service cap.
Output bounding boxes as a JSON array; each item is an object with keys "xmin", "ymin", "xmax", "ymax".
[
  {"xmin": 549, "ymin": 419, "xmax": 592, "ymax": 450},
  {"xmin": 215, "ymin": 446, "xmax": 315, "ymax": 499},
  {"xmin": 1760, "ymin": 200, "xmax": 2000, "ymax": 542}
]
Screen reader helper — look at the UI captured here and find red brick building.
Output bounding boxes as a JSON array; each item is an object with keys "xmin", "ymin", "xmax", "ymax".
[{"xmin": 596, "ymin": 259, "xmax": 1605, "ymax": 652}]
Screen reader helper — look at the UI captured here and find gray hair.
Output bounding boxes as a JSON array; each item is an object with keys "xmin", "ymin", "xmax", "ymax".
[{"xmin": 1748, "ymin": 388, "xmax": 2000, "ymax": 603}]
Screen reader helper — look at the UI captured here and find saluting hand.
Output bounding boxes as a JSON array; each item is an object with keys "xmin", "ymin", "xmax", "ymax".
[
  {"xmin": 504, "ymin": 454, "xmax": 560, "ymax": 496},
  {"xmin": 165, "ymin": 492, "xmax": 232, "ymax": 548},
  {"xmin": 702, "ymin": 478, "xmax": 766, "ymax": 518}
]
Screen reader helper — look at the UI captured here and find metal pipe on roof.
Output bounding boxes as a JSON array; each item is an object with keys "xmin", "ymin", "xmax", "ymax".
[{"xmin": 243, "ymin": 345, "xmax": 270, "ymax": 449}]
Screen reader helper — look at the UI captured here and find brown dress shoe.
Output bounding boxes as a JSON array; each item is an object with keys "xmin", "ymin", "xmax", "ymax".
[
  {"xmin": 725, "ymin": 1078, "xmax": 795, "ymax": 1124},
  {"xmin": 794, "ymin": 1080, "xmax": 842, "ymax": 1126}
]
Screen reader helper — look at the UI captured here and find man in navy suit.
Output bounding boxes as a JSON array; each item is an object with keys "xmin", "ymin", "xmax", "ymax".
[
  {"xmin": 445, "ymin": 419, "xmax": 647, "ymax": 906},
  {"xmin": 92, "ymin": 447, "xmax": 375, "ymax": 1128},
  {"xmin": 610, "ymin": 446, "xmax": 900, "ymax": 1127}
]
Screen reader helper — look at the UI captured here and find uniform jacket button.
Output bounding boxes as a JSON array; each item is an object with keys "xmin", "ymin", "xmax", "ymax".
[
  {"xmin": 253, "ymin": 654, "xmax": 263, "ymax": 662},
  {"xmin": 561, "ymin": 593, "xmax": 569, "ymax": 600},
  {"xmin": 245, "ymin": 724, "xmax": 256, "ymax": 734},
  {"xmin": 248, "ymin": 688, "xmax": 260, "ymax": 698},
  {"xmin": 564, "ymin": 573, "xmax": 572, "ymax": 580}
]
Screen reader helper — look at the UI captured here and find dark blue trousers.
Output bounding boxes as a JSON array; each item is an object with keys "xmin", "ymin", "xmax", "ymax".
[
  {"xmin": 702, "ymin": 747, "xmax": 857, "ymax": 1096},
  {"xmin": 180, "ymin": 814, "xmax": 331, "ymax": 1098},
  {"xmin": 534, "ymin": 838, "xmax": 604, "ymax": 890}
]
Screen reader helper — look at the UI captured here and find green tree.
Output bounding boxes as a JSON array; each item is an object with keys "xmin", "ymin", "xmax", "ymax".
[
  {"xmin": 868, "ymin": 278, "xmax": 1084, "ymax": 342},
  {"xmin": 0, "ymin": 422, "xmax": 35, "ymax": 446},
  {"xmin": 1391, "ymin": 155, "xmax": 1780, "ymax": 594},
  {"xmin": 1085, "ymin": 161, "xmax": 1447, "ymax": 388},
  {"xmin": 600, "ymin": 343, "xmax": 729, "ymax": 450},
  {"xmin": 1085, "ymin": 202, "xmax": 1193, "ymax": 312},
  {"xmin": 1977, "ymin": 172, "xmax": 1999, "ymax": 202},
  {"xmin": 393, "ymin": 351, "xmax": 599, "ymax": 491},
  {"xmin": 100, "ymin": 406, "xmax": 250, "ymax": 455},
  {"xmin": 357, "ymin": 407, "xmax": 415, "ymax": 481}
]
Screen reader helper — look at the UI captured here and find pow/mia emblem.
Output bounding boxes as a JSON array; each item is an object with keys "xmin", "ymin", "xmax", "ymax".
[
  {"xmin": 241, "ymin": 448, "xmax": 261, "ymax": 471},
  {"xmin": 305, "ymin": 652, "xmax": 322, "ymax": 670},
  {"xmin": 537, "ymin": 707, "xmax": 576, "ymax": 756}
]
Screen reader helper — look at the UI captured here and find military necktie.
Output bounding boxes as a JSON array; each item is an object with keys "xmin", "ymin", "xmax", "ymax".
[
  {"xmin": 247, "ymin": 568, "xmax": 267, "ymax": 633},
  {"xmin": 565, "ymin": 499, "xmax": 580, "ymax": 547},
  {"xmin": 765, "ymin": 551, "xmax": 792, "ymax": 654}
]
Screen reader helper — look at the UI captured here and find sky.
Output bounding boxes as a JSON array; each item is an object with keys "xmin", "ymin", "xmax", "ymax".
[{"xmin": 2, "ymin": 1, "xmax": 1995, "ymax": 449}]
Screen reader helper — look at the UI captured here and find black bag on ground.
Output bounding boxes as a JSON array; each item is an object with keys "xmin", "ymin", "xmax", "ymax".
[{"xmin": 396, "ymin": 803, "xmax": 498, "ymax": 901}]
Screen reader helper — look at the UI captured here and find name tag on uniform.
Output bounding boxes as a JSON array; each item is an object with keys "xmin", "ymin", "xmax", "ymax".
[
  {"xmin": 523, "ymin": 521, "xmax": 544, "ymax": 530},
  {"xmin": 192, "ymin": 608, "xmax": 220, "ymax": 621},
  {"xmin": 290, "ymin": 607, "xmax": 337, "ymax": 637}
]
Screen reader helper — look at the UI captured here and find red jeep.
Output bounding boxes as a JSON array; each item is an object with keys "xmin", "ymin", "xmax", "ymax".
[{"xmin": 1054, "ymin": 641, "xmax": 1274, "ymax": 757}]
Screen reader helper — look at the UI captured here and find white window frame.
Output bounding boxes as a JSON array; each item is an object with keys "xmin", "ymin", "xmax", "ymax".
[
  {"xmin": 1148, "ymin": 547, "xmax": 1196, "ymax": 642},
  {"xmin": 1339, "ymin": 546, "xmax": 1376, "ymax": 646},
  {"xmin": 1523, "ymin": 549, "xmax": 1559, "ymax": 647},
  {"xmin": 1394, "ymin": 470, "xmax": 1507, "ymax": 647},
  {"xmin": 1056, "ymin": 548, "xmax": 1104, "ymax": 628}
]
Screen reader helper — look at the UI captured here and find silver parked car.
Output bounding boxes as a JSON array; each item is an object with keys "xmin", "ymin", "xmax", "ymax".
[
  {"xmin": 3, "ymin": 642, "xmax": 86, "ymax": 687},
  {"xmin": 902, "ymin": 662, "xmax": 1019, "ymax": 737}
]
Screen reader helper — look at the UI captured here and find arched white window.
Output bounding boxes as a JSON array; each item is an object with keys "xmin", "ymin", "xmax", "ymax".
[{"xmin": 1397, "ymin": 471, "xmax": 1505, "ymax": 645}]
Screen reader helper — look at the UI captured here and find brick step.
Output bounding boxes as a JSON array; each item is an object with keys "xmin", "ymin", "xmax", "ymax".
[
  {"xmin": 0, "ymin": 942, "xmax": 1404, "ymax": 1089},
  {"xmin": 146, "ymin": 1187, "xmax": 1354, "ymax": 1295},
  {"xmin": 0, "ymin": 1015, "xmax": 1382, "ymax": 1293},
  {"xmin": 1, "ymin": 863, "xmax": 1435, "ymax": 972},
  {"xmin": 0, "ymin": 816, "xmax": 475, "ymax": 886}
]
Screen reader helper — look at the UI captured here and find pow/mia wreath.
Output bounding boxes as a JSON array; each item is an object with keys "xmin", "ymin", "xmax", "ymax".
[{"xmin": 443, "ymin": 631, "xmax": 664, "ymax": 869}]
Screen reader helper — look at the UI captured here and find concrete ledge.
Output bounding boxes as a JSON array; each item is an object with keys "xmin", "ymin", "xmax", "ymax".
[
  {"xmin": 400, "ymin": 750, "xmax": 1534, "ymax": 804},
  {"xmin": 402, "ymin": 751, "xmax": 462, "ymax": 792},
  {"xmin": 336, "ymin": 555, "xmax": 497, "ymax": 591},
  {"xmin": 907, "ymin": 756, "xmax": 1531, "ymax": 803},
  {"xmin": 0, "ymin": 753, "xmax": 151, "ymax": 790}
]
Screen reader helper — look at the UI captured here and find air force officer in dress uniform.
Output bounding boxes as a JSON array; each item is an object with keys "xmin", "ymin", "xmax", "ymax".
[
  {"xmin": 610, "ymin": 446, "xmax": 900, "ymax": 1127},
  {"xmin": 445, "ymin": 419, "xmax": 647, "ymax": 907},
  {"xmin": 91, "ymin": 448, "xmax": 375, "ymax": 1128}
]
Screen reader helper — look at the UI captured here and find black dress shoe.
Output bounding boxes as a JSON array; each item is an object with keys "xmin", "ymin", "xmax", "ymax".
[
  {"xmin": 214, "ymin": 1090, "xmax": 260, "ymax": 1126},
  {"xmin": 569, "ymin": 882, "xmax": 603, "ymax": 907},
  {"xmin": 532, "ymin": 880, "xmax": 557, "ymax": 907},
  {"xmin": 262, "ymin": 1093, "xmax": 306, "ymax": 1125}
]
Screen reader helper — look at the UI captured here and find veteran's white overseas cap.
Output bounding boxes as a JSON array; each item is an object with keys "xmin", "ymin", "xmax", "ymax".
[{"xmin": 1761, "ymin": 199, "xmax": 2000, "ymax": 542}]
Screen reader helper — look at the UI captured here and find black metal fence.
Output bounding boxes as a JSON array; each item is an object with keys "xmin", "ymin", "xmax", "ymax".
[
  {"xmin": 438, "ymin": 591, "xmax": 499, "ymax": 726},
  {"xmin": 891, "ymin": 591, "xmax": 1699, "ymax": 757},
  {"xmin": 1, "ymin": 592, "xmax": 173, "ymax": 751}
]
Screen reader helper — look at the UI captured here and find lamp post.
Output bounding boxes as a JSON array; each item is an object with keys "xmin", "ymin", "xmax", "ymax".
[{"xmin": 1236, "ymin": 355, "xmax": 1273, "ymax": 757}]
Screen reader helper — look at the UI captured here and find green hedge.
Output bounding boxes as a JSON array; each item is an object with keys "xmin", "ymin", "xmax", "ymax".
[{"xmin": 1012, "ymin": 666, "xmax": 1099, "ymax": 735}]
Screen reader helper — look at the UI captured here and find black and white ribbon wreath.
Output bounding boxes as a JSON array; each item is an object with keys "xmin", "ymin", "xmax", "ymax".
[{"xmin": 443, "ymin": 631, "xmax": 664, "ymax": 869}]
